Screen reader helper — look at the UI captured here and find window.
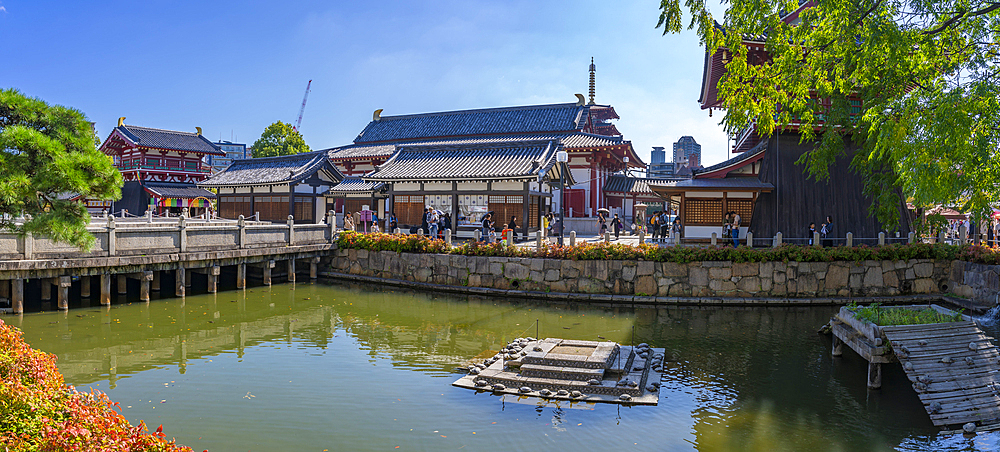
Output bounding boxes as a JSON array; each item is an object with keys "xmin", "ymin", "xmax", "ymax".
[
  {"xmin": 684, "ymin": 199, "xmax": 723, "ymax": 225},
  {"xmin": 146, "ymin": 158, "xmax": 160, "ymax": 166},
  {"xmin": 729, "ymin": 199, "xmax": 754, "ymax": 225}
]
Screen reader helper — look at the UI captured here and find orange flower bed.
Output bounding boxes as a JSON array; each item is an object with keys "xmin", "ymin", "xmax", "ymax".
[{"xmin": 0, "ymin": 319, "xmax": 193, "ymax": 451}]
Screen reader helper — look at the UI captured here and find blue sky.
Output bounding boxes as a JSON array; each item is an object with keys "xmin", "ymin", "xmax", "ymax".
[{"xmin": 0, "ymin": 0, "xmax": 731, "ymax": 167}]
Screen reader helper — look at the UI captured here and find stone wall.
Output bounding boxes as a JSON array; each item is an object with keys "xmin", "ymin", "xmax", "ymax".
[
  {"xmin": 328, "ymin": 249, "xmax": 953, "ymax": 298},
  {"xmin": 950, "ymin": 261, "xmax": 1000, "ymax": 306}
]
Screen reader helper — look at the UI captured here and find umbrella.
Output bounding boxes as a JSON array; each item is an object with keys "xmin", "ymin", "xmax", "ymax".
[{"xmin": 597, "ymin": 208, "xmax": 610, "ymax": 214}]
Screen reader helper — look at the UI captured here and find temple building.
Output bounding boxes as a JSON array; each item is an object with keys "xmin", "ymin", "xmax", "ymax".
[
  {"xmin": 653, "ymin": 5, "xmax": 911, "ymax": 241},
  {"xmin": 198, "ymin": 150, "xmax": 343, "ymax": 223},
  {"xmin": 99, "ymin": 119, "xmax": 223, "ymax": 217}
]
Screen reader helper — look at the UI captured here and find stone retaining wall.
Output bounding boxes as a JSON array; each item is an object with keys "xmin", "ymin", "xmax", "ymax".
[
  {"xmin": 950, "ymin": 262, "xmax": 1000, "ymax": 306},
  {"xmin": 329, "ymin": 249, "xmax": 953, "ymax": 298}
]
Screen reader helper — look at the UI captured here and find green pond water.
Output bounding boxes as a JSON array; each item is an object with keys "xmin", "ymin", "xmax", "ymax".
[{"xmin": 8, "ymin": 280, "xmax": 1000, "ymax": 451}]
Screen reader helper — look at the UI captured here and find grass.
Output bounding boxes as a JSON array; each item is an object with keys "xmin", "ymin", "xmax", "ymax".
[{"xmin": 847, "ymin": 302, "xmax": 963, "ymax": 326}]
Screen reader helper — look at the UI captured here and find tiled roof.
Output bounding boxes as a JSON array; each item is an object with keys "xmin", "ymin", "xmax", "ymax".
[
  {"xmin": 199, "ymin": 150, "xmax": 344, "ymax": 187},
  {"xmin": 693, "ymin": 140, "xmax": 767, "ymax": 176},
  {"xmin": 144, "ymin": 182, "xmax": 216, "ymax": 199},
  {"xmin": 364, "ymin": 140, "xmax": 570, "ymax": 182},
  {"xmin": 561, "ymin": 132, "xmax": 625, "ymax": 149},
  {"xmin": 325, "ymin": 143, "xmax": 397, "ymax": 160},
  {"xmin": 326, "ymin": 132, "xmax": 626, "ymax": 162},
  {"xmin": 648, "ymin": 177, "xmax": 774, "ymax": 191},
  {"xmin": 354, "ymin": 103, "xmax": 587, "ymax": 143},
  {"xmin": 118, "ymin": 125, "xmax": 224, "ymax": 156},
  {"xmin": 603, "ymin": 175, "xmax": 679, "ymax": 195},
  {"xmin": 324, "ymin": 177, "xmax": 385, "ymax": 195}
]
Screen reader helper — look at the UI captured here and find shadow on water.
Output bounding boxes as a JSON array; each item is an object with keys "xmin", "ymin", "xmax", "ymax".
[{"xmin": 6, "ymin": 279, "xmax": 1000, "ymax": 451}]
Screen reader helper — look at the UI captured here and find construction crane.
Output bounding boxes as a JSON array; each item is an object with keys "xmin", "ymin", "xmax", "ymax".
[{"xmin": 294, "ymin": 80, "xmax": 312, "ymax": 131}]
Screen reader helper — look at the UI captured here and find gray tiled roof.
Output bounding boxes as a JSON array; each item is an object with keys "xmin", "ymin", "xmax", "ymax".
[
  {"xmin": 324, "ymin": 177, "xmax": 385, "ymax": 195},
  {"xmin": 354, "ymin": 103, "xmax": 588, "ymax": 143},
  {"xmin": 561, "ymin": 132, "xmax": 625, "ymax": 148},
  {"xmin": 648, "ymin": 177, "xmax": 774, "ymax": 191},
  {"xmin": 603, "ymin": 175, "xmax": 680, "ymax": 195},
  {"xmin": 325, "ymin": 143, "xmax": 397, "ymax": 160},
  {"xmin": 364, "ymin": 140, "xmax": 569, "ymax": 182},
  {"xmin": 326, "ymin": 132, "xmax": 627, "ymax": 162},
  {"xmin": 144, "ymin": 182, "xmax": 216, "ymax": 199},
  {"xmin": 693, "ymin": 140, "xmax": 767, "ymax": 175},
  {"xmin": 118, "ymin": 125, "xmax": 224, "ymax": 156},
  {"xmin": 199, "ymin": 150, "xmax": 344, "ymax": 187}
]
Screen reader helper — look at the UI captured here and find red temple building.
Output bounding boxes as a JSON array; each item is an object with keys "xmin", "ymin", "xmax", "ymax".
[{"xmin": 99, "ymin": 118, "xmax": 222, "ymax": 217}]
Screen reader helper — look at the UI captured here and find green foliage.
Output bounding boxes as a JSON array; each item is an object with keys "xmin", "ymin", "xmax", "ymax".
[
  {"xmin": 251, "ymin": 120, "xmax": 311, "ymax": 158},
  {"xmin": 847, "ymin": 302, "xmax": 963, "ymax": 326},
  {"xmin": 656, "ymin": 0, "xmax": 1000, "ymax": 228},
  {"xmin": 335, "ymin": 231, "xmax": 1000, "ymax": 264},
  {"xmin": 0, "ymin": 88, "xmax": 122, "ymax": 251}
]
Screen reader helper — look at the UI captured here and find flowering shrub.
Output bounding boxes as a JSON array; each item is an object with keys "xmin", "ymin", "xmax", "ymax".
[
  {"xmin": 0, "ymin": 319, "xmax": 192, "ymax": 452},
  {"xmin": 336, "ymin": 231, "xmax": 1000, "ymax": 264}
]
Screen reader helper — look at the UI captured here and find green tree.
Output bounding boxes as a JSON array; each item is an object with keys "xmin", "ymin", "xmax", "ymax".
[
  {"xmin": 251, "ymin": 121, "xmax": 311, "ymax": 158},
  {"xmin": 657, "ymin": 0, "xmax": 1000, "ymax": 227},
  {"xmin": 0, "ymin": 89, "xmax": 122, "ymax": 250}
]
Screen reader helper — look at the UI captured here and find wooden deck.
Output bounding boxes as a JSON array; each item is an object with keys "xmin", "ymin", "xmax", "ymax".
[{"xmin": 883, "ymin": 321, "xmax": 1000, "ymax": 428}]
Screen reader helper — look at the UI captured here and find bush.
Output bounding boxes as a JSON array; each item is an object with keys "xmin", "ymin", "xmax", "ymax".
[
  {"xmin": 335, "ymin": 231, "xmax": 1000, "ymax": 264},
  {"xmin": 0, "ymin": 319, "xmax": 192, "ymax": 451}
]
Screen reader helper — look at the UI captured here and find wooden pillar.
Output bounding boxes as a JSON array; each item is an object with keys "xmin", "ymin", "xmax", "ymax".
[
  {"xmin": 139, "ymin": 271, "xmax": 152, "ymax": 302},
  {"xmin": 831, "ymin": 336, "xmax": 843, "ymax": 357},
  {"xmin": 151, "ymin": 271, "xmax": 161, "ymax": 292},
  {"xmin": 207, "ymin": 266, "xmax": 220, "ymax": 293},
  {"xmin": 522, "ymin": 181, "xmax": 530, "ymax": 239},
  {"xmin": 41, "ymin": 279, "xmax": 52, "ymax": 300},
  {"xmin": 12, "ymin": 279, "xmax": 23, "ymax": 314},
  {"xmin": 237, "ymin": 263, "xmax": 246, "ymax": 289},
  {"xmin": 867, "ymin": 362, "xmax": 882, "ymax": 389},
  {"xmin": 287, "ymin": 259, "xmax": 296, "ymax": 283},
  {"xmin": 175, "ymin": 268, "xmax": 186, "ymax": 297},
  {"xmin": 57, "ymin": 276, "xmax": 71, "ymax": 310},
  {"xmin": 117, "ymin": 274, "xmax": 127, "ymax": 294},
  {"xmin": 309, "ymin": 257, "xmax": 319, "ymax": 280},
  {"xmin": 80, "ymin": 275, "xmax": 91, "ymax": 298},
  {"xmin": 100, "ymin": 274, "xmax": 111, "ymax": 305}
]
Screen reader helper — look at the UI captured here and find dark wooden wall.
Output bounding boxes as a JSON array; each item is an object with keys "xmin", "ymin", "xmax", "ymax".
[{"xmin": 750, "ymin": 133, "xmax": 911, "ymax": 240}]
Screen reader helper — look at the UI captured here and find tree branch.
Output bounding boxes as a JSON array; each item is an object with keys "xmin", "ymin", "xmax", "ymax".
[{"xmin": 923, "ymin": 2, "xmax": 1000, "ymax": 35}]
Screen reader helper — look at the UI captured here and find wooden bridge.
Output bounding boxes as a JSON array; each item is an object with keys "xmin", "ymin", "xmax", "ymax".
[{"xmin": 830, "ymin": 306, "xmax": 1000, "ymax": 429}]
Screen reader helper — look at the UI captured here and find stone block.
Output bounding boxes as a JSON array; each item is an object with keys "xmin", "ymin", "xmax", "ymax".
[
  {"xmin": 825, "ymin": 265, "xmax": 849, "ymax": 289},
  {"xmin": 914, "ymin": 262, "xmax": 934, "ymax": 278},
  {"xmin": 798, "ymin": 274, "xmax": 818, "ymax": 293},
  {"xmin": 760, "ymin": 261, "xmax": 774, "ymax": 278},
  {"xmin": 621, "ymin": 265, "xmax": 637, "ymax": 282},
  {"xmin": 863, "ymin": 266, "xmax": 884, "ymax": 287},
  {"xmin": 657, "ymin": 278, "xmax": 676, "ymax": 287},
  {"xmin": 786, "ymin": 266, "xmax": 797, "ymax": 280},
  {"xmin": 668, "ymin": 284, "xmax": 690, "ymax": 296},
  {"xmin": 760, "ymin": 277, "xmax": 773, "ymax": 292},
  {"xmin": 882, "ymin": 270, "xmax": 900, "ymax": 288},
  {"xmin": 905, "ymin": 268, "xmax": 915, "ymax": 280},
  {"xmin": 543, "ymin": 259, "xmax": 560, "ymax": 270},
  {"xmin": 468, "ymin": 274, "xmax": 481, "ymax": 287},
  {"xmin": 703, "ymin": 261, "xmax": 733, "ymax": 267},
  {"xmin": 505, "ymin": 263, "xmax": 530, "ymax": 280},
  {"xmin": 849, "ymin": 274, "xmax": 863, "ymax": 289},
  {"xmin": 709, "ymin": 267, "xmax": 732, "ymax": 280},
  {"xmin": 736, "ymin": 276, "xmax": 761, "ymax": 293},
  {"xmin": 414, "ymin": 267, "xmax": 432, "ymax": 282},
  {"xmin": 357, "ymin": 249, "xmax": 369, "ymax": 259},
  {"xmin": 490, "ymin": 263, "xmax": 503, "ymax": 275},
  {"xmin": 732, "ymin": 262, "xmax": 757, "ymax": 277},
  {"xmin": 849, "ymin": 263, "xmax": 866, "ymax": 274},
  {"xmin": 881, "ymin": 260, "xmax": 895, "ymax": 274},
  {"xmin": 661, "ymin": 262, "xmax": 687, "ymax": 277},
  {"xmin": 529, "ymin": 259, "xmax": 544, "ymax": 272},
  {"xmin": 913, "ymin": 278, "xmax": 935, "ymax": 293},
  {"xmin": 689, "ymin": 267, "xmax": 709, "ymax": 286},
  {"xmin": 635, "ymin": 275, "xmax": 657, "ymax": 296},
  {"xmin": 772, "ymin": 283, "xmax": 787, "ymax": 295},
  {"xmin": 562, "ymin": 260, "xmax": 580, "ymax": 278},
  {"xmin": 709, "ymin": 279, "xmax": 736, "ymax": 292},
  {"xmin": 774, "ymin": 272, "xmax": 786, "ymax": 284},
  {"xmin": 544, "ymin": 270, "xmax": 561, "ymax": 281},
  {"xmin": 951, "ymin": 260, "xmax": 965, "ymax": 282},
  {"xmin": 638, "ymin": 261, "xmax": 655, "ymax": 276},
  {"xmin": 529, "ymin": 270, "xmax": 543, "ymax": 282}
]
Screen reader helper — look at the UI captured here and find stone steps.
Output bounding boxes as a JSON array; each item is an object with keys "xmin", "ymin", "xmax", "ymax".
[{"xmin": 520, "ymin": 363, "xmax": 606, "ymax": 381}]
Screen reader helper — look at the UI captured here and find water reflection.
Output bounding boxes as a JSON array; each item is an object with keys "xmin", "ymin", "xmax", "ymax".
[{"xmin": 8, "ymin": 281, "xmax": 999, "ymax": 451}]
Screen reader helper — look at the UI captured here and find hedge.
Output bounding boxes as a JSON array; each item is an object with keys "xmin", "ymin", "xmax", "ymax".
[
  {"xmin": 0, "ymin": 319, "xmax": 192, "ymax": 451},
  {"xmin": 335, "ymin": 231, "xmax": 1000, "ymax": 265}
]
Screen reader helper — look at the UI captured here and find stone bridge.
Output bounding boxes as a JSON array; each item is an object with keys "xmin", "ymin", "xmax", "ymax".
[{"xmin": 0, "ymin": 216, "xmax": 337, "ymax": 313}]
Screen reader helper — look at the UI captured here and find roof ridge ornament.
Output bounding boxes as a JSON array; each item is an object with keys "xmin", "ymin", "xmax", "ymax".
[
  {"xmin": 118, "ymin": 117, "xmax": 126, "ymax": 127},
  {"xmin": 196, "ymin": 127, "xmax": 202, "ymax": 136},
  {"xmin": 373, "ymin": 109, "xmax": 383, "ymax": 121},
  {"xmin": 575, "ymin": 94, "xmax": 586, "ymax": 106},
  {"xmin": 588, "ymin": 57, "xmax": 596, "ymax": 105}
]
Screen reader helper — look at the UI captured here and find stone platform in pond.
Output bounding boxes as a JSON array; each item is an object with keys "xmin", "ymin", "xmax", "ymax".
[{"xmin": 453, "ymin": 338, "xmax": 664, "ymax": 405}]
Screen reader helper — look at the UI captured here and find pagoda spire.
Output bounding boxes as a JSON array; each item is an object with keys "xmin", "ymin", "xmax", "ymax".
[{"xmin": 588, "ymin": 57, "xmax": 596, "ymax": 105}]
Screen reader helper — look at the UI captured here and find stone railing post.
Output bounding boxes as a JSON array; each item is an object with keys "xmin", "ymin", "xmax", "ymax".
[
  {"xmin": 474, "ymin": 229, "xmax": 481, "ymax": 242},
  {"xmin": 417, "ymin": 228, "xmax": 424, "ymax": 236},
  {"xmin": 569, "ymin": 231, "xmax": 576, "ymax": 246},
  {"xmin": 746, "ymin": 231, "xmax": 753, "ymax": 247},
  {"xmin": 878, "ymin": 232, "xmax": 886, "ymax": 246},
  {"xmin": 774, "ymin": 232, "xmax": 782, "ymax": 247},
  {"xmin": 813, "ymin": 232, "xmax": 821, "ymax": 247},
  {"xmin": 238, "ymin": 215, "xmax": 246, "ymax": 249},
  {"xmin": 638, "ymin": 230, "xmax": 644, "ymax": 245},
  {"xmin": 394, "ymin": 228, "xmax": 401, "ymax": 234},
  {"xmin": 147, "ymin": 209, "xmax": 153, "ymax": 223},
  {"xmin": 711, "ymin": 232, "xmax": 717, "ymax": 246},
  {"xmin": 107, "ymin": 215, "xmax": 116, "ymax": 256},
  {"xmin": 938, "ymin": 231, "xmax": 946, "ymax": 244},
  {"xmin": 22, "ymin": 231, "xmax": 33, "ymax": 260},
  {"xmin": 506, "ymin": 229, "xmax": 513, "ymax": 246},
  {"xmin": 445, "ymin": 229, "xmax": 452, "ymax": 247},
  {"xmin": 328, "ymin": 210, "xmax": 336, "ymax": 242},
  {"xmin": 178, "ymin": 215, "xmax": 187, "ymax": 253},
  {"xmin": 535, "ymin": 230, "xmax": 542, "ymax": 253},
  {"xmin": 959, "ymin": 225, "xmax": 967, "ymax": 244},
  {"xmin": 908, "ymin": 232, "xmax": 915, "ymax": 244},
  {"xmin": 604, "ymin": 231, "xmax": 610, "ymax": 244},
  {"xmin": 846, "ymin": 232, "xmax": 854, "ymax": 247},
  {"xmin": 287, "ymin": 215, "xmax": 295, "ymax": 246}
]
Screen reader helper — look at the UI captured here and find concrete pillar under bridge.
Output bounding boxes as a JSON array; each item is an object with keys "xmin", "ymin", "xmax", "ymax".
[
  {"xmin": 117, "ymin": 274, "xmax": 127, "ymax": 295},
  {"xmin": 101, "ymin": 274, "xmax": 111, "ymax": 306},
  {"xmin": 12, "ymin": 279, "xmax": 23, "ymax": 314},
  {"xmin": 41, "ymin": 278, "xmax": 52, "ymax": 301},
  {"xmin": 80, "ymin": 275, "xmax": 91, "ymax": 298},
  {"xmin": 57, "ymin": 276, "xmax": 71, "ymax": 310}
]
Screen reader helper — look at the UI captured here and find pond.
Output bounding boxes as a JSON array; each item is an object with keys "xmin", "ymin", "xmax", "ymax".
[{"xmin": 9, "ymin": 280, "xmax": 1000, "ymax": 451}]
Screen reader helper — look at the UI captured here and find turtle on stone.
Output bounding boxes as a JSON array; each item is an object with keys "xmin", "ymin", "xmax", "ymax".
[
  {"xmin": 570, "ymin": 391, "xmax": 584, "ymax": 398},
  {"xmin": 917, "ymin": 340, "xmax": 928, "ymax": 346},
  {"xmin": 966, "ymin": 357, "xmax": 976, "ymax": 366},
  {"xmin": 964, "ymin": 422, "xmax": 977, "ymax": 434},
  {"xmin": 533, "ymin": 346, "xmax": 543, "ymax": 352},
  {"xmin": 556, "ymin": 389, "xmax": 569, "ymax": 396},
  {"xmin": 646, "ymin": 384, "xmax": 658, "ymax": 392},
  {"xmin": 539, "ymin": 389, "xmax": 552, "ymax": 396},
  {"xmin": 492, "ymin": 384, "xmax": 506, "ymax": 391},
  {"xmin": 913, "ymin": 382, "xmax": 927, "ymax": 392},
  {"xmin": 941, "ymin": 356, "xmax": 954, "ymax": 364},
  {"xmin": 903, "ymin": 362, "xmax": 914, "ymax": 371},
  {"xmin": 475, "ymin": 379, "xmax": 489, "ymax": 387},
  {"xmin": 588, "ymin": 379, "xmax": 601, "ymax": 385},
  {"xmin": 628, "ymin": 380, "xmax": 639, "ymax": 388},
  {"xmin": 470, "ymin": 368, "xmax": 480, "ymax": 375},
  {"xmin": 929, "ymin": 401, "xmax": 942, "ymax": 413},
  {"xmin": 969, "ymin": 342, "xmax": 978, "ymax": 351},
  {"xmin": 519, "ymin": 386, "xmax": 532, "ymax": 393},
  {"xmin": 619, "ymin": 394, "xmax": 632, "ymax": 401}
]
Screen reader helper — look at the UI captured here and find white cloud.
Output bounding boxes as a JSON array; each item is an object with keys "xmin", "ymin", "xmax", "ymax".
[{"xmin": 0, "ymin": 6, "xmax": 7, "ymax": 12}]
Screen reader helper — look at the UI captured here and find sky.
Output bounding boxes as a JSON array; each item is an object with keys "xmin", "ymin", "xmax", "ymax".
[{"xmin": 0, "ymin": 0, "xmax": 732, "ymax": 168}]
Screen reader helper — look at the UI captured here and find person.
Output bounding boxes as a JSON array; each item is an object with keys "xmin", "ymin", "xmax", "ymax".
[
  {"xmin": 371, "ymin": 212, "xmax": 379, "ymax": 232},
  {"xmin": 442, "ymin": 213, "xmax": 452, "ymax": 236},
  {"xmin": 808, "ymin": 222, "xmax": 817, "ymax": 245},
  {"xmin": 481, "ymin": 213, "xmax": 493, "ymax": 243},
  {"xmin": 821, "ymin": 215, "xmax": 833, "ymax": 247},
  {"xmin": 731, "ymin": 211, "xmax": 741, "ymax": 247},
  {"xmin": 509, "ymin": 216, "xmax": 519, "ymax": 241},
  {"xmin": 344, "ymin": 213, "xmax": 355, "ymax": 231},
  {"xmin": 671, "ymin": 218, "xmax": 682, "ymax": 245},
  {"xmin": 650, "ymin": 212, "xmax": 659, "ymax": 241},
  {"xmin": 542, "ymin": 213, "xmax": 550, "ymax": 238},
  {"xmin": 389, "ymin": 214, "xmax": 398, "ymax": 233},
  {"xmin": 660, "ymin": 212, "xmax": 670, "ymax": 242},
  {"xmin": 612, "ymin": 213, "xmax": 622, "ymax": 240},
  {"xmin": 429, "ymin": 209, "xmax": 440, "ymax": 239},
  {"xmin": 723, "ymin": 212, "xmax": 733, "ymax": 246},
  {"xmin": 421, "ymin": 207, "xmax": 430, "ymax": 236},
  {"xmin": 500, "ymin": 224, "xmax": 512, "ymax": 244},
  {"xmin": 598, "ymin": 213, "xmax": 608, "ymax": 236},
  {"xmin": 371, "ymin": 221, "xmax": 380, "ymax": 233}
]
